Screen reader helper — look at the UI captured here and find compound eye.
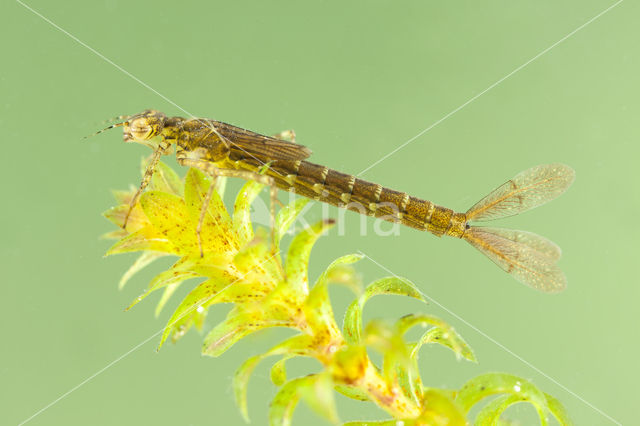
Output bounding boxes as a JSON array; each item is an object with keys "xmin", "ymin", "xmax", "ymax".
[{"xmin": 129, "ymin": 117, "xmax": 152, "ymax": 140}]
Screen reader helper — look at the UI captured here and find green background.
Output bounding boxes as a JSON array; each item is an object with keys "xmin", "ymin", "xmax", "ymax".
[{"xmin": 2, "ymin": 1, "xmax": 637, "ymax": 424}]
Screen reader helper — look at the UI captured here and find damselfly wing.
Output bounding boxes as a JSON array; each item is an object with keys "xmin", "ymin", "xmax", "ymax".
[{"xmin": 464, "ymin": 164, "xmax": 575, "ymax": 292}]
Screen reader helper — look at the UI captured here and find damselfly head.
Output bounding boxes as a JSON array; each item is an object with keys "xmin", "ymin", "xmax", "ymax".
[{"xmin": 122, "ymin": 110, "xmax": 167, "ymax": 143}]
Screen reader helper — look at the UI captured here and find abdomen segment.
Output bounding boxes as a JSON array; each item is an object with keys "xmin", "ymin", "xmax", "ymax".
[{"xmin": 227, "ymin": 157, "xmax": 464, "ymax": 235}]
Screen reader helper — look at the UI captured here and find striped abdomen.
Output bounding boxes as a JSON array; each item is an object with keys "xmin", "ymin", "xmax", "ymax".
[{"xmin": 224, "ymin": 157, "xmax": 467, "ymax": 238}]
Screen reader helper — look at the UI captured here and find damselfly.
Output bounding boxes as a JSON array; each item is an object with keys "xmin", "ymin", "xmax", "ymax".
[{"xmin": 97, "ymin": 110, "xmax": 575, "ymax": 292}]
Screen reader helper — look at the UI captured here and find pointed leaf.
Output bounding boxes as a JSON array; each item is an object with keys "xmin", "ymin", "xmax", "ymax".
[
  {"xmin": 304, "ymin": 254, "xmax": 362, "ymax": 340},
  {"xmin": 456, "ymin": 373, "xmax": 548, "ymax": 414},
  {"xmin": 334, "ymin": 384, "xmax": 370, "ymax": 402},
  {"xmin": 100, "ymin": 229, "xmax": 128, "ymax": 240},
  {"xmin": 140, "ymin": 191, "xmax": 196, "ymax": 254},
  {"xmin": 363, "ymin": 277, "xmax": 424, "ymax": 301},
  {"xmin": 363, "ymin": 319, "xmax": 409, "ymax": 385},
  {"xmin": 270, "ymin": 356, "xmax": 291, "ymax": 387},
  {"xmin": 285, "ymin": 219, "xmax": 335, "ymax": 298},
  {"xmin": 395, "ymin": 313, "xmax": 449, "ymax": 336},
  {"xmin": 149, "ymin": 161, "xmax": 183, "ymax": 196},
  {"xmin": 126, "ymin": 258, "xmax": 201, "ymax": 310},
  {"xmin": 397, "ymin": 313, "xmax": 474, "ymax": 363},
  {"xmin": 154, "ymin": 283, "xmax": 180, "ymax": 317},
  {"xmin": 105, "ymin": 227, "xmax": 176, "ymax": 255},
  {"xmin": 270, "ymin": 375, "xmax": 338, "ymax": 426},
  {"xmin": 412, "ymin": 327, "xmax": 476, "ymax": 363},
  {"xmin": 396, "ymin": 355, "xmax": 421, "ymax": 405},
  {"xmin": 233, "ymin": 234, "xmax": 282, "ymax": 282},
  {"xmin": 214, "ymin": 175, "xmax": 227, "ymax": 198},
  {"xmin": 275, "ymin": 198, "xmax": 310, "ymax": 248},
  {"xmin": 203, "ymin": 312, "xmax": 291, "ymax": 357},
  {"xmin": 146, "ymin": 258, "xmax": 199, "ymax": 291},
  {"xmin": 183, "ymin": 168, "xmax": 236, "ymax": 254},
  {"xmin": 233, "ymin": 180, "xmax": 265, "ymax": 244},
  {"xmin": 344, "ymin": 277, "xmax": 425, "ymax": 344},
  {"xmin": 297, "ymin": 373, "xmax": 339, "ymax": 424},
  {"xmin": 158, "ymin": 278, "xmax": 231, "ymax": 348},
  {"xmin": 233, "ymin": 334, "xmax": 315, "ymax": 422},
  {"xmin": 473, "ymin": 394, "xmax": 547, "ymax": 426},
  {"xmin": 111, "ymin": 187, "xmax": 136, "ymax": 205},
  {"xmin": 103, "ymin": 203, "xmax": 150, "ymax": 232},
  {"xmin": 545, "ymin": 393, "xmax": 573, "ymax": 426},
  {"xmin": 313, "ymin": 253, "xmax": 363, "ymax": 294},
  {"xmin": 118, "ymin": 251, "xmax": 165, "ymax": 290},
  {"xmin": 269, "ymin": 377, "xmax": 304, "ymax": 426},
  {"xmin": 234, "ymin": 355, "xmax": 263, "ymax": 423},
  {"xmin": 322, "ymin": 262, "xmax": 362, "ymax": 296},
  {"xmin": 418, "ymin": 389, "xmax": 467, "ymax": 426}
]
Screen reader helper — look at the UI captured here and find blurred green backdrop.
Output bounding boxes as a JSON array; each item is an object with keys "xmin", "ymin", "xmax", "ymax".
[{"xmin": 2, "ymin": 0, "xmax": 637, "ymax": 425}]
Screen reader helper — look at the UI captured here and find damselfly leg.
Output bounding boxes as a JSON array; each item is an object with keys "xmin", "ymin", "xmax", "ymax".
[{"xmin": 123, "ymin": 147, "xmax": 164, "ymax": 230}]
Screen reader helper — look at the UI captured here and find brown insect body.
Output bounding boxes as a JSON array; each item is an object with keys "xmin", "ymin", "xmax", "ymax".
[
  {"xmin": 226, "ymin": 156, "xmax": 468, "ymax": 238},
  {"xmin": 113, "ymin": 109, "xmax": 575, "ymax": 292},
  {"xmin": 126, "ymin": 110, "xmax": 468, "ymax": 238}
]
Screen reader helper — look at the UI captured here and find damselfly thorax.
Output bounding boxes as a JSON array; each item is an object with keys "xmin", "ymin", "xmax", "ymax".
[{"xmin": 98, "ymin": 109, "xmax": 575, "ymax": 293}]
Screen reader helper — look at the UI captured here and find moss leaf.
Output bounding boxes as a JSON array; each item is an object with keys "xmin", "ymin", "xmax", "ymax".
[
  {"xmin": 418, "ymin": 389, "xmax": 467, "ymax": 426},
  {"xmin": 154, "ymin": 282, "xmax": 180, "ymax": 317},
  {"xmin": 456, "ymin": 373, "xmax": 548, "ymax": 419},
  {"xmin": 297, "ymin": 373, "xmax": 340, "ymax": 424},
  {"xmin": 158, "ymin": 278, "xmax": 231, "ymax": 348},
  {"xmin": 343, "ymin": 277, "xmax": 425, "ymax": 344},
  {"xmin": 105, "ymin": 226, "xmax": 176, "ymax": 255},
  {"xmin": 234, "ymin": 355, "xmax": 263, "ymax": 423},
  {"xmin": 126, "ymin": 257, "xmax": 203, "ymax": 310},
  {"xmin": 545, "ymin": 393, "xmax": 574, "ymax": 426},
  {"xmin": 474, "ymin": 394, "xmax": 536, "ymax": 426},
  {"xmin": 334, "ymin": 384, "xmax": 370, "ymax": 402},
  {"xmin": 270, "ymin": 375, "xmax": 339, "ymax": 426},
  {"xmin": 275, "ymin": 198, "xmax": 310, "ymax": 249},
  {"xmin": 269, "ymin": 356, "xmax": 291, "ymax": 387},
  {"xmin": 233, "ymin": 180, "xmax": 265, "ymax": 244},
  {"xmin": 364, "ymin": 319, "xmax": 410, "ymax": 386},
  {"xmin": 140, "ymin": 191, "xmax": 196, "ymax": 255},
  {"xmin": 304, "ymin": 253, "xmax": 363, "ymax": 339},
  {"xmin": 233, "ymin": 234, "xmax": 282, "ymax": 282},
  {"xmin": 202, "ymin": 308, "xmax": 296, "ymax": 358},
  {"xmin": 412, "ymin": 326, "xmax": 476, "ymax": 363},
  {"xmin": 117, "ymin": 251, "xmax": 165, "ymax": 290},
  {"xmin": 183, "ymin": 168, "xmax": 236, "ymax": 254},
  {"xmin": 285, "ymin": 219, "xmax": 335, "ymax": 299},
  {"xmin": 233, "ymin": 334, "xmax": 315, "ymax": 422},
  {"xmin": 149, "ymin": 161, "xmax": 183, "ymax": 196},
  {"xmin": 313, "ymin": 253, "xmax": 363, "ymax": 293},
  {"xmin": 103, "ymin": 203, "xmax": 150, "ymax": 232},
  {"xmin": 202, "ymin": 311, "xmax": 256, "ymax": 357}
]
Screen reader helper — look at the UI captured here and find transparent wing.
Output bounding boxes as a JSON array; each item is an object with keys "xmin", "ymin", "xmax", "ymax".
[
  {"xmin": 466, "ymin": 164, "xmax": 575, "ymax": 222},
  {"xmin": 464, "ymin": 227, "xmax": 566, "ymax": 293},
  {"xmin": 210, "ymin": 120, "xmax": 312, "ymax": 161},
  {"xmin": 477, "ymin": 227, "xmax": 562, "ymax": 261}
]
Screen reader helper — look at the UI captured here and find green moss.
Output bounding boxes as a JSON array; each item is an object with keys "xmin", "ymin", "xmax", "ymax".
[{"xmin": 103, "ymin": 162, "xmax": 572, "ymax": 425}]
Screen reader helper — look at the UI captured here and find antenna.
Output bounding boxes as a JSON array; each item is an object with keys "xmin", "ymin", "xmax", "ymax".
[{"xmin": 83, "ymin": 115, "xmax": 130, "ymax": 140}]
